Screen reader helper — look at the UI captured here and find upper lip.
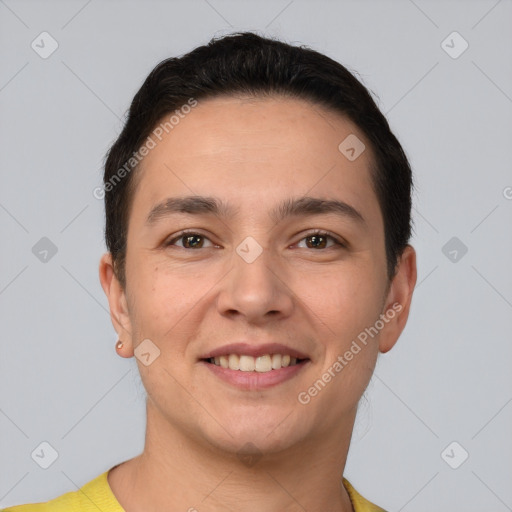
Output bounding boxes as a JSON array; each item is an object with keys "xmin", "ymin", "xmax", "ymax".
[{"xmin": 200, "ymin": 342, "xmax": 310, "ymax": 360}]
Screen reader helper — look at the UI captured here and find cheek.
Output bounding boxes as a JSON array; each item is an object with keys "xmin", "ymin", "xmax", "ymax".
[
  {"xmin": 295, "ymin": 258, "xmax": 385, "ymax": 343},
  {"xmin": 293, "ymin": 259, "xmax": 384, "ymax": 407},
  {"xmin": 128, "ymin": 258, "xmax": 218, "ymax": 345}
]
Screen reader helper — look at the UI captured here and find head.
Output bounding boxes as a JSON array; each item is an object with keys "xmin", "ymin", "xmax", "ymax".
[{"xmin": 99, "ymin": 32, "xmax": 416, "ymax": 459}]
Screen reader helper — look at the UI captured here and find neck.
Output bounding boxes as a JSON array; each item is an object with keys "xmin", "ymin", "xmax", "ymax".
[{"xmin": 108, "ymin": 400, "xmax": 357, "ymax": 512}]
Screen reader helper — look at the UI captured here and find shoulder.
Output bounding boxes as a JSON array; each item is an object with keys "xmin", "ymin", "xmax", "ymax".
[
  {"xmin": 1, "ymin": 469, "xmax": 123, "ymax": 512},
  {"xmin": 342, "ymin": 478, "xmax": 388, "ymax": 512},
  {"xmin": 1, "ymin": 490, "xmax": 75, "ymax": 512}
]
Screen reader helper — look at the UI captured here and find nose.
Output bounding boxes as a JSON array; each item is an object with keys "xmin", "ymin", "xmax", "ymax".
[{"xmin": 216, "ymin": 244, "xmax": 294, "ymax": 325}]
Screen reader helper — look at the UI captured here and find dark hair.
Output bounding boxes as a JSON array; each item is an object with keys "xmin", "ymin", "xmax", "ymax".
[{"xmin": 103, "ymin": 31, "xmax": 413, "ymax": 289}]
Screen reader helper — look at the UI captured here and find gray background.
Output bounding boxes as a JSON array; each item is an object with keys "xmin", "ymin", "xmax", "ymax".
[{"xmin": 1, "ymin": 0, "xmax": 511, "ymax": 510}]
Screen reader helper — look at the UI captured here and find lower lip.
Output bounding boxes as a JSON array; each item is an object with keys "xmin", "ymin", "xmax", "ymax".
[{"xmin": 201, "ymin": 360, "xmax": 309, "ymax": 390}]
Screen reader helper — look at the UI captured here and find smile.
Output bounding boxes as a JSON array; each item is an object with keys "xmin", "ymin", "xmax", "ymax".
[
  {"xmin": 201, "ymin": 355, "xmax": 310, "ymax": 390},
  {"xmin": 207, "ymin": 354, "xmax": 306, "ymax": 372}
]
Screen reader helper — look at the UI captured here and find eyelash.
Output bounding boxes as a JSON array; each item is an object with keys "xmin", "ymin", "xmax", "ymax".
[{"xmin": 165, "ymin": 229, "xmax": 346, "ymax": 250}]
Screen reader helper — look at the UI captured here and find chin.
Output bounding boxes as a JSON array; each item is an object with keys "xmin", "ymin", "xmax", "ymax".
[{"xmin": 199, "ymin": 410, "xmax": 307, "ymax": 456}]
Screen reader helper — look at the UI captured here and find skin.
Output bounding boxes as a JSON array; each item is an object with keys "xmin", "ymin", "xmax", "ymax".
[{"xmin": 99, "ymin": 95, "xmax": 417, "ymax": 512}]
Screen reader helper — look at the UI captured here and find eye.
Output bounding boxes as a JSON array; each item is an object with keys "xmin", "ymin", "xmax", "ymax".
[
  {"xmin": 165, "ymin": 231, "xmax": 216, "ymax": 249},
  {"xmin": 296, "ymin": 230, "xmax": 345, "ymax": 249},
  {"xmin": 164, "ymin": 230, "xmax": 345, "ymax": 250}
]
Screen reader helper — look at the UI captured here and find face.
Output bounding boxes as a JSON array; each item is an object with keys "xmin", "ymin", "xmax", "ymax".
[{"xmin": 100, "ymin": 95, "xmax": 416, "ymax": 459}]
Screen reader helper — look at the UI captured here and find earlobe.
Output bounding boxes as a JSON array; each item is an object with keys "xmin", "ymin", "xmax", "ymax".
[
  {"xmin": 378, "ymin": 245, "xmax": 417, "ymax": 354},
  {"xmin": 99, "ymin": 253, "xmax": 134, "ymax": 354}
]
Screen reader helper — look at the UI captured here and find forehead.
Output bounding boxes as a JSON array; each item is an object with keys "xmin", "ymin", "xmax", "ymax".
[
  {"xmin": 130, "ymin": 95, "xmax": 381, "ymax": 228},
  {"xmin": 149, "ymin": 95, "xmax": 369, "ymax": 163}
]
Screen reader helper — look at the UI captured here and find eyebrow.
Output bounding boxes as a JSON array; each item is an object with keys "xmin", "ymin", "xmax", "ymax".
[{"xmin": 145, "ymin": 195, "xmax": 365, "ymax": 226}]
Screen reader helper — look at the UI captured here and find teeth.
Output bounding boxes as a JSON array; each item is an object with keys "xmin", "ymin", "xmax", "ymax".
[
  {"xmin": 255, "ymin": 355, "xmax": 272, "ymax": 372},
  {"xmin": 209, "ymin": 354, "xmax": 304, "ymax": 372},
  {"xmin": 239, "ymin": 355, "xmax": 255, "ymax": 371},
  {"xmin": 228, "ymin": 353, "xmax": 240, "ymax": 370},
  {"xmin": 271, "ymin": 354, "xmax": 282, "ymax": 369}
]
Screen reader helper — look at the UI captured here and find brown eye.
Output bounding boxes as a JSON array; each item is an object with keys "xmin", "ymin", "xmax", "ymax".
[
  {"xmin": 297, "ymin": 231, "xmax": 343, "ymax": 250},
  {"xmin": 181, "ymin": 234, "xmax": 204, "ymax": 248},
  {"xmin": 166, "ymin": 232, "xmax": 214, "ymax": 249},
  {"xmin": 305, "ymin": 234, "xmax": 328, "ymax": 249}
]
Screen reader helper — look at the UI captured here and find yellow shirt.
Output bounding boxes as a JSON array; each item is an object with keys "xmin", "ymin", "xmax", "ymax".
[{"xmin": 2, "ymin": 470, "xmax": 387, "ymax": 512}]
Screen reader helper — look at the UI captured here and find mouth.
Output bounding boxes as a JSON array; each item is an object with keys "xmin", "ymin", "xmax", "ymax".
[
  {"xmin": 202, "ymin": 354, "xmax": 309, "ymax": 372},
  {"xmin": 200, "ymin": 354, "xmax": 311, "ymax": 390}
]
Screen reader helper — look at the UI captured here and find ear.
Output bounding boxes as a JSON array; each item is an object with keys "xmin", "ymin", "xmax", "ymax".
[
  {"xmin": 99, "ymin": 252, "xmax": 134, "ymax": 357},
  {"xmin": 378, "ymin": 245, "xmax": 417, "ymax": 354}
]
